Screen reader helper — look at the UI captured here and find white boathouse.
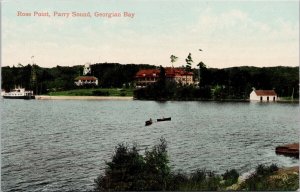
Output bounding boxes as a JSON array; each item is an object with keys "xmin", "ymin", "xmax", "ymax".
[{"xmin": 250, "ymin": 89, "xmax": 277, "ymax": 102}]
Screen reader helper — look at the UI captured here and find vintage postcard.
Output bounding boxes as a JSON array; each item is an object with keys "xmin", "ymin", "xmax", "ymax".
[{"xmin": 1, "ymin": 0, "xmax": 299, "ymax": 191}]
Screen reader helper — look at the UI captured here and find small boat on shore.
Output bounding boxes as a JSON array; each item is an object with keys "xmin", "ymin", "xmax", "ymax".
[
  {"xmin": 157, "ymin": 117, "xmax": 171, "ymax": 122},
  {"xmin": 2, "ymin": 87, "xmax": 35, "ymax": 100},
  {"xmin": 145, "ymin": 118, "xmax": 153, "ymax": 126}
]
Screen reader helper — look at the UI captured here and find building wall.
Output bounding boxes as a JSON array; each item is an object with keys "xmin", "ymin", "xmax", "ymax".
[
  {"xmin": 175, "ymin": 75, "xmax": 193, "ymax": 85},
  {"xmin": 135, "ymin": 68, "xmax": 194, "ymax": 87},
  {"xmin": 135, "ymin": 77, "xmax": 158, "ymax": 87},
  {"xmin": 75, "ymin": 79, "xmax": 98, "ymax": 86}
]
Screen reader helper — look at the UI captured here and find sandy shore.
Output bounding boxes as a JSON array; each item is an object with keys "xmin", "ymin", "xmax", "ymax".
[{"xmin": 35, "ymin": 95, "xmax": 133, "ymax": 100}]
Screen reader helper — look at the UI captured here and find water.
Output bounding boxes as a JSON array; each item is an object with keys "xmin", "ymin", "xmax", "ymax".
[{"xmin": 1, "ymin": 99, "xmax": 299, "ymax": 191}]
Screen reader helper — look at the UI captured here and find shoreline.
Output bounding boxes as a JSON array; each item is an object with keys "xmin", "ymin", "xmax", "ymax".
[
  {"xmin": 35, "ymin": 95, "xmax": 133, "ymax": 100},
  {"xmin": 35, "ymin": 95, "xmax": 299, "ymax": 102}
]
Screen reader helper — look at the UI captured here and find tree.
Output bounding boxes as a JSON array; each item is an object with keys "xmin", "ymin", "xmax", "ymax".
[
  {"xmin": 197, "ymin": 61, "xmax": 206, "ymax": 87},
  {"xmin": 156, "ymin": 66, "xmax": 167, "ymax": 100},
  {"xmin": 185, "ymin": 53, "xmax": 193, "ymax": 71},
  {"xmin": 185, "ymin": 53, "xmax": 193, "ymax": 85},
  {"xmin": 170, "ymin": 55, "xmax": 178, "ymax": 67},
  {"xmin": 94, "ymin": 138, "xmax": 170, "ymax": 191},
  {"xmin": 144, "ymin": 137, "xmax": 170, "ymax": 190},
  {"xmin": 30, "ymin": 64, "xmax": 37, "ymax": 94},
  {"xmin": 17, "ymin": 63, "xmax": 24, "ymax": 68}
]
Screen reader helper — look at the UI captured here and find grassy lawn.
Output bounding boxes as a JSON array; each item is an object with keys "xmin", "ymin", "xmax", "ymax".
[{"xmin": 47, "ymin": 88, "xmax": 133, "ymax": 97}]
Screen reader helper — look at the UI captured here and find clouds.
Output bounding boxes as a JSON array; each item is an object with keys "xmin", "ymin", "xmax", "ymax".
[
  {"xmin": 2, "ymin": 1, "xmax": 299, "ymax": 68},
  {"xmin": 180, "ymin": 7, "xmax": 299, "ymax": 68}
]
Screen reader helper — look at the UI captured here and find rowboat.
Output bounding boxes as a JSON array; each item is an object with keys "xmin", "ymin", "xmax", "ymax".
[
  {"xmin": 157, "ymin": 117, "xmax": 171, "ymax": 122},
  {"xmin": 145, "ymin": 119, "xmax": 153, "ymax": 126}
]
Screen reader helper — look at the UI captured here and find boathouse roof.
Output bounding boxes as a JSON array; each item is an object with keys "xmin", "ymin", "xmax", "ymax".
[{"xmin": 254, "ymin": 90, "xmax": 277, "ymax": 96}]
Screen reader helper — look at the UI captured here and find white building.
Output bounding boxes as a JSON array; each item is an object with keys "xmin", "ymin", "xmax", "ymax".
[
  {"xmin": 74, "ymin": 63, "xmax": 98, "ymax": 86},
  {"xmin": 75, "ymin": 76, "xmax": 98, "ymax": 86},
  {"xmin": 250, "ymin": 89, "xmax": 277, "ymax": 102}
]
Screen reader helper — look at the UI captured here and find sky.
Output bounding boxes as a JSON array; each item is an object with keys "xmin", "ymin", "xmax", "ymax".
[{"xmin": 1, "ymin": 0, "xmax": 299, "ymax": 68}]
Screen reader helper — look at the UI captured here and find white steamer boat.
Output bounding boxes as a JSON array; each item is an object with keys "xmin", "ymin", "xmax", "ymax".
[{"xmin": 3, "ymin": 87, "xmax": 35, "ymax": 99}]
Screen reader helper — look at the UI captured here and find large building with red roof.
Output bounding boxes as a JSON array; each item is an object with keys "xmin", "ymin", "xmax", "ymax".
[
  {"xmin": 250, "ymin": 89, "xmax": 277, "ymax": 101},
  {"xmin": 135, "ymin": 67, "xmax": 194, "ymax": 88}
]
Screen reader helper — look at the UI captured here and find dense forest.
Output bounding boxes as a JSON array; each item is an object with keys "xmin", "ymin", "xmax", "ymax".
[{"xmin": 1, "ymin": 63, "xmax": 299, "ymax": 99}]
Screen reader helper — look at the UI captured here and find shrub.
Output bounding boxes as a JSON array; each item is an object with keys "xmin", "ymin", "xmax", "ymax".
[
  {"xmin": 94, "ymin": 142, "xmax": 296, "ymax": 192},
  {"xmin": 94, "ymin": 138, "xmax": 170, "ymax": 191},
  {"xmin": 144, "ymin": 138, "xmax": 170, "ymax": 190},
  {"xmin": 222, "ymin": 169, "xmax": 239, "ymax": 186},
  {"xmin": 119, "ymin": 92, "xmax": 126, "ymax": 96},
  {"xmin": 239, "ymin": 164, "xmax": 283, "ymax": 191},
  {"xmin": 94, "ymin": 143, "xmax": 145, "ymax": 191},
  {"xmin": 191, "ymin": 169, "xmax": 207, "ymax": 183},
  {"xmin": 166, "ymin": 172, "xmax": 188, "ymax": 190},
  {"xmin": 256, "ymin": 163, "xmax": 278, "ymax": 176},
  {"xmin": 92, "ymin": 90, "xmax": 109, "ymax": 96}
]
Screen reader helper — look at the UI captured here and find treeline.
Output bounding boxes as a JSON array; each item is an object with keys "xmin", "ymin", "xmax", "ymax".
[
  {"xmin": 201, "ymin": 66, "xmax": 299, "ymax": 99},
  {"xmin": 91, "ymin": 63, "xmax": 155, "ymax": 88},
  {"xmin": 1, "ymin": 63, "xmax": 299, "ymax": 99},
  {"xmin": 134, "ymin": 66, "xmax": 299, "ymax": 100},
  {"xmin": 1, "ymin": 63, "xmax": 155, "ymax": 94},
  {"xmin": 93, "ymin": 138, "xmax": 298, "ymax": 191}
]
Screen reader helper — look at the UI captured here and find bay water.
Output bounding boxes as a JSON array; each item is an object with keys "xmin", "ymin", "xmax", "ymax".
[{"xmin": 1, "ymin": 99, "xmax": 299, "ymax": 191}]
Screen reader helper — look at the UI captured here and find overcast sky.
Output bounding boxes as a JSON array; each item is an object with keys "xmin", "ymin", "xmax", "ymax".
[{"xmin": 2, "ymin": 0, "xmax": 299, "ymax": 68}]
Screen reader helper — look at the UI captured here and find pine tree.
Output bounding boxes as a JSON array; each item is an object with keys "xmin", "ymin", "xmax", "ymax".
[{"xmin": 185, "ymin": 53, "xmax": 193, "ymax": 85}]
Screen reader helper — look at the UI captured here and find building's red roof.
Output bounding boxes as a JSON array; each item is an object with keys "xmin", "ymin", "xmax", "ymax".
[
  {"xmin": 75, "ymin": 76, "xmax": 98, "ymax": 81},
  {"xmin": 165, "ymin": 67, "xmax": 193, "ymax": 76},
  {"xmin": 135, "ymin": 69, "xmax": 160, "ymax": 78},
  {"xmin": 135, "ymin": 68, "xmax": 193, "ymax": 78},
  {"xmin": 254, "ymin": 90, "xmax": 277, "ymax": 96}
]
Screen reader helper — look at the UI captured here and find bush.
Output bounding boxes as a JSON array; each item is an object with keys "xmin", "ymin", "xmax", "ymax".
[
  {"xmin": 94, "ymin": 138, "xmax": 170, "ymax": 191},
  {"xmin": 180, "ymin": 169, "xmax": 221, "ymax": 191},
  {"xmin": 256, "ymin": 164, "xmax": 278, "ymax": 176},
  {"xmin": 267, "ymin": 173, "xmax": 299, "ymax": 191},
  {"xmin": 222, "ymin": 169, "xmax": 239, "ymax": 186},
  {"xmin": 240, "ymin": 164, "xmax": 292, "ymax": 191},
  {"xmin": 166, "ymin": 172, "xmax": 188, "ymax": 190},
  {"xmin": 92, "ymin": 90, "xmax": 109, "ymax": 96},
  {"xmin": 191, "ymin": 169, "xmax": 207, "ymax": 183},
  {"xmin": 119, "ymin": 89, "xmax": 126, "ymax": 96},
  {"xmin": 194, "ymin": 87, "xmax": 212, "ymax": 99},
  {"xmin": 94, "ymin": 142, "xmax": 297, "ymax": 191},
  {"xmin": 94, "ymin": 143, "xmax": 146, "ymax": 191}
]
